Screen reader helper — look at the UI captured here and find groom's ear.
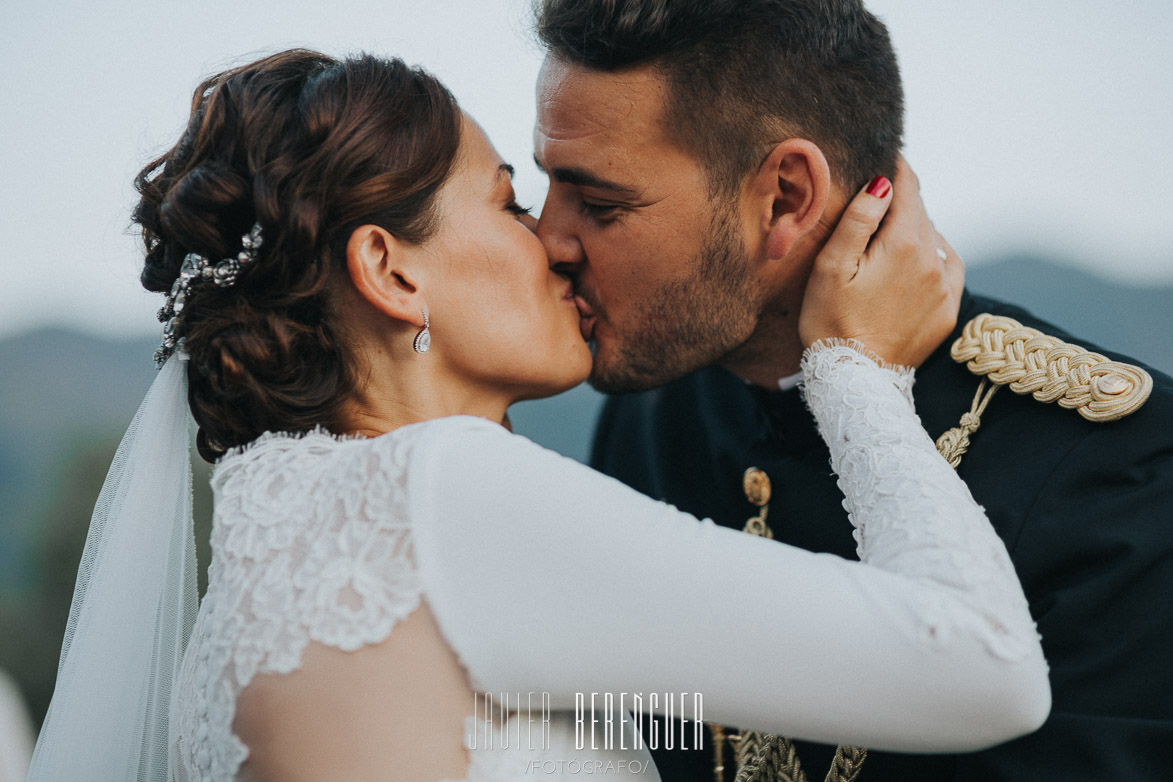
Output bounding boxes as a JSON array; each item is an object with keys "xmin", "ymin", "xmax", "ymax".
[
  {"xmin": 749, "ymin": 139, "xmax": 832, "ymax": 261},
  {"xmin": 345, "ymin": 225, "xmax": 427, "ymax": 327}
]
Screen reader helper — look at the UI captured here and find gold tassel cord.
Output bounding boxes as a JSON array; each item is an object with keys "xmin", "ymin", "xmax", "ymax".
[
  {"xmin": 934, "ymin": 379, "xmax": 1001, "ymax": 469},
  {"xmin": 711, "ymin": 724, "xmax": 728, "ymax": 782}
]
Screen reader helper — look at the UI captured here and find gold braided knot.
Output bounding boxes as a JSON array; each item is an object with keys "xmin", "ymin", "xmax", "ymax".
[
  {"xmin": 735, "ymin": 729, "xmax": 770, "ymax": 771},
  {"xmin": 730, "ymin": 733, "xmax": 866, "ymax": 782},
  {"xmin": 733, "ymin": 733, "xmax": 808, "ymax": 782},
  {"xmin": 950, "ymin": 314, "xmax": 1152, "ymax": 422},
  {"xmin": 826, "ymin": 745, "xmax": 868, "ymax": 782}
]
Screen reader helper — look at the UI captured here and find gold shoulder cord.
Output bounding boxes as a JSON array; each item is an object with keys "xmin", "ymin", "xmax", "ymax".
[
  {"xmin": 710, "ymin": 314, "xmax": 1152, "ymax": 782},
  {"xmin": 937, "ymin": 313, "xmax": 1152, "ymax": 465}
]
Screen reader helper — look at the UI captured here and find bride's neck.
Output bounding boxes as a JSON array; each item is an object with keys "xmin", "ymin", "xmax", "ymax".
[{"xmin": 338, "ymin": 355, "xmax": 510, "ymax": 438}]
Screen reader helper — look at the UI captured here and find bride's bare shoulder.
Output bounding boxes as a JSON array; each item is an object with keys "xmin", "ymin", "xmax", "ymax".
[{"xmin": 234, "ymin": 598, "xmax": 474, "ymax": 782}]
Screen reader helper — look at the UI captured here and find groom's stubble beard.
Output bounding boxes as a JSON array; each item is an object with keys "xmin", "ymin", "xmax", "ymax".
[{"xmin": 586, "ymin": 202, "xmax": 762, "ymax": 394}]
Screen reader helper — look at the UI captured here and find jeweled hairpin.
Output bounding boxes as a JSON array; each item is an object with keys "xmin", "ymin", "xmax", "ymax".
[{"xmin": 154, "ymin": 222, "xmax": 263, "ymax": 367}]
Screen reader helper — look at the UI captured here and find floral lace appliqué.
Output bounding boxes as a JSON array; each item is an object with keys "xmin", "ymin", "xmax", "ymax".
[{"xmin": 173, "ymin": 426, "xmax": 437, "ymax": 780}]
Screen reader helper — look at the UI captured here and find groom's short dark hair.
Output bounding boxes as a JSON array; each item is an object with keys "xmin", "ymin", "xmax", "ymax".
[{"xmin": 536, "ymin": 0, "xmax": 903, "ymax": 194}]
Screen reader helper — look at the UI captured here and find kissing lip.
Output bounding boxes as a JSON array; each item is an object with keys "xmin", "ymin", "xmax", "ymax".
[
  {"xmin": 573, "ymin": 294, "xmax": 595, "ymax": 318},
  {"xmin": 574, "ymin": 294, "xmax": 598, "ymax": 342}
]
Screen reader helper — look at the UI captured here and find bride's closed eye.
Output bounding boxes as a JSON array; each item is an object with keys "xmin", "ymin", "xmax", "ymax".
[{"xmin": 506, "ymin": 201, "xmax": 532, "ymax": 218}]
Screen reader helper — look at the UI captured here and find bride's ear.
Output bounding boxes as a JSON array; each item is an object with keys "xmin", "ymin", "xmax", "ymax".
[
  {"xmin": 345, "ymin": 225, "xmax": 427, "ymax": 327},
  {"xmin": 750, "ymin": 139, "xmax": 832, "ymax": 261}
]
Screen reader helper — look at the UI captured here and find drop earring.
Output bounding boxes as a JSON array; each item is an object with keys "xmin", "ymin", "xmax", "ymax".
[{"xmin": 413, "ymin": 308, "xmax": 431, "ymax": 354}]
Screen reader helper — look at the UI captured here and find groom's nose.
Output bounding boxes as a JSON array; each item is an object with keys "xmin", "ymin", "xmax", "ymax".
[{"xmin": 535, "ymin": 196, "xmax": 586, "ymax": 275}]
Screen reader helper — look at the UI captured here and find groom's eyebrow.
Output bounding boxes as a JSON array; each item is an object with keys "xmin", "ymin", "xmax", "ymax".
[{"xmin": 533, "ymin": 155, "xmax": 638, "ymax": 197}]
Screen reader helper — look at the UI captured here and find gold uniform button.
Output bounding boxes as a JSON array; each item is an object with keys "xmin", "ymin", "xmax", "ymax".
[{"xmin": 742, "ymin": 467, "xmax": 771, "ymax": 507}]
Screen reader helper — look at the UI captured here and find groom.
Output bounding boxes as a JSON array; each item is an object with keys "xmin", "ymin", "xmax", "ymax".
[{"xmin": 532, "ymin": 0, "xmax": 1173, "ymax": 780}]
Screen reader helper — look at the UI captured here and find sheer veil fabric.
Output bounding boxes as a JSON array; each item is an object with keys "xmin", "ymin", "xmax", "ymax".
[{"xmin": 26, "ymin": 352, "xmax": 198, "ymax": 781}]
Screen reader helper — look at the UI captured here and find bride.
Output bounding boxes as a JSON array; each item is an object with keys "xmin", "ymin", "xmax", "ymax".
[{"xmin": 26, "ymin": 50, "xmax": 1048, "ymax": 781}]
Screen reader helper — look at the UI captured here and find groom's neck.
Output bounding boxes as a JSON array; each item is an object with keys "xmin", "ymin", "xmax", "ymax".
[{"xmin": 719, "ymin": 252, "xmax": 816, "ymax": 389}]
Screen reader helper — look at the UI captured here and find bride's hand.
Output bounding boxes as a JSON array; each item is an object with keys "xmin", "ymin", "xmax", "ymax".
[{"xmin": 798, "ymin": 156, "xmax": 964, "ymax": 367}]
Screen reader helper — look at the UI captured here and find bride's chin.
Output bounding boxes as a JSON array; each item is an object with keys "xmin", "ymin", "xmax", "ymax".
[
  {"xmin": 568, "ymin": 341, "xmax": 594, "ymax": 386},
  {"xmin": 550, "ymin": 361, "xmax": 593, "ymax": 396},
  {"xmin": 518, "ymin": 348, "xmax": 593, "ymax": 401}
]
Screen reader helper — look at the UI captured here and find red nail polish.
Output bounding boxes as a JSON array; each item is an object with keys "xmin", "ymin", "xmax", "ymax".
[{"xmin": 866, "ymin": 176, "xmax": 891, "ymax": 198}]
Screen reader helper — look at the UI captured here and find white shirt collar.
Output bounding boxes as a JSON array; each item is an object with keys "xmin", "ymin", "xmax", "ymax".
[{"xmin": 776, "ymin": 370, "xmax": 803, "ymax": 393}]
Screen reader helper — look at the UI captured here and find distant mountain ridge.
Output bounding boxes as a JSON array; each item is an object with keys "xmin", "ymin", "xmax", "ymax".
[
  {"xmin": 0, "ymin": 329, "xmax": 157, "ymax": 590},
  {"xmin": 966, "ymin": 256, "xmax": 1173, "ymax": 375}
]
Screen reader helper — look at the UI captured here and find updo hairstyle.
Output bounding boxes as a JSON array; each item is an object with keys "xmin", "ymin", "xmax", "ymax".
[{"xmin": 133, "ymin": 49, "xmax": 462, "ymax": 461}]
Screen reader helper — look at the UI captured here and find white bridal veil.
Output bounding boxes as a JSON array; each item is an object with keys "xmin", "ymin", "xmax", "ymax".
[{"xmin": 26, "ymin": 351, "xmax": 198, "ymax": 781}]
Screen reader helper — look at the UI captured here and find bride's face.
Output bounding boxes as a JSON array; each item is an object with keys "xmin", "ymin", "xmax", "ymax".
[{"xmin": 421, "ymin": 115, "xmax": 592, "ymax": 399}]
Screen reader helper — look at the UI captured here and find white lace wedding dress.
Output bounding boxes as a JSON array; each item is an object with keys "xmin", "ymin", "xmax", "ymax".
[{"xmin": 171, "ymin": 343, "xmax": 1049, "ymax": 781}]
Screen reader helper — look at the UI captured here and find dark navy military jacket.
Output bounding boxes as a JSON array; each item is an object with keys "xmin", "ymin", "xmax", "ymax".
[{"xmin": 590, "ymin": 291, "xmax": 1173, "ymax": 781}]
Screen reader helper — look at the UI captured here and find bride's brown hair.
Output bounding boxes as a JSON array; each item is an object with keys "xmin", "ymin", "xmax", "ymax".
[{"xmin": 133, "ymin": 49, "xmax": 462, "ymax": 461}]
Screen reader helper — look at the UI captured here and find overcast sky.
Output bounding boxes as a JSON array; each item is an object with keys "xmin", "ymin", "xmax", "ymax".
[{"xmin": 1, "ymin": 0, "xmax": 1170, "ymax": 340}]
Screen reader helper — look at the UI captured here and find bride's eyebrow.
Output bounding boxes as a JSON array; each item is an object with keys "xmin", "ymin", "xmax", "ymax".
[
  {"xmin": 488, "ymin": 164, "xmax": 517, "ymax": 199},
  {"xmin": 491, "ymin": 163, "xmax": 516, "ymax": 193}
]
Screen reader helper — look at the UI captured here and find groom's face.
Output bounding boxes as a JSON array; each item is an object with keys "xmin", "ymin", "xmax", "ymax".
[{"xmin": 533, "ymin": 57, "xmax": 762, "ymax": 394}]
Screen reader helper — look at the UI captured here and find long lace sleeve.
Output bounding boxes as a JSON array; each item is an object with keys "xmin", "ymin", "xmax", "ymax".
[
  {"xmin": 408, "ymin": 409, "xmax": 1049, "ymax": 753},
  {"xmin": 800, "ymin": 339, "xmax": 1042, "ymax": 662}
]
